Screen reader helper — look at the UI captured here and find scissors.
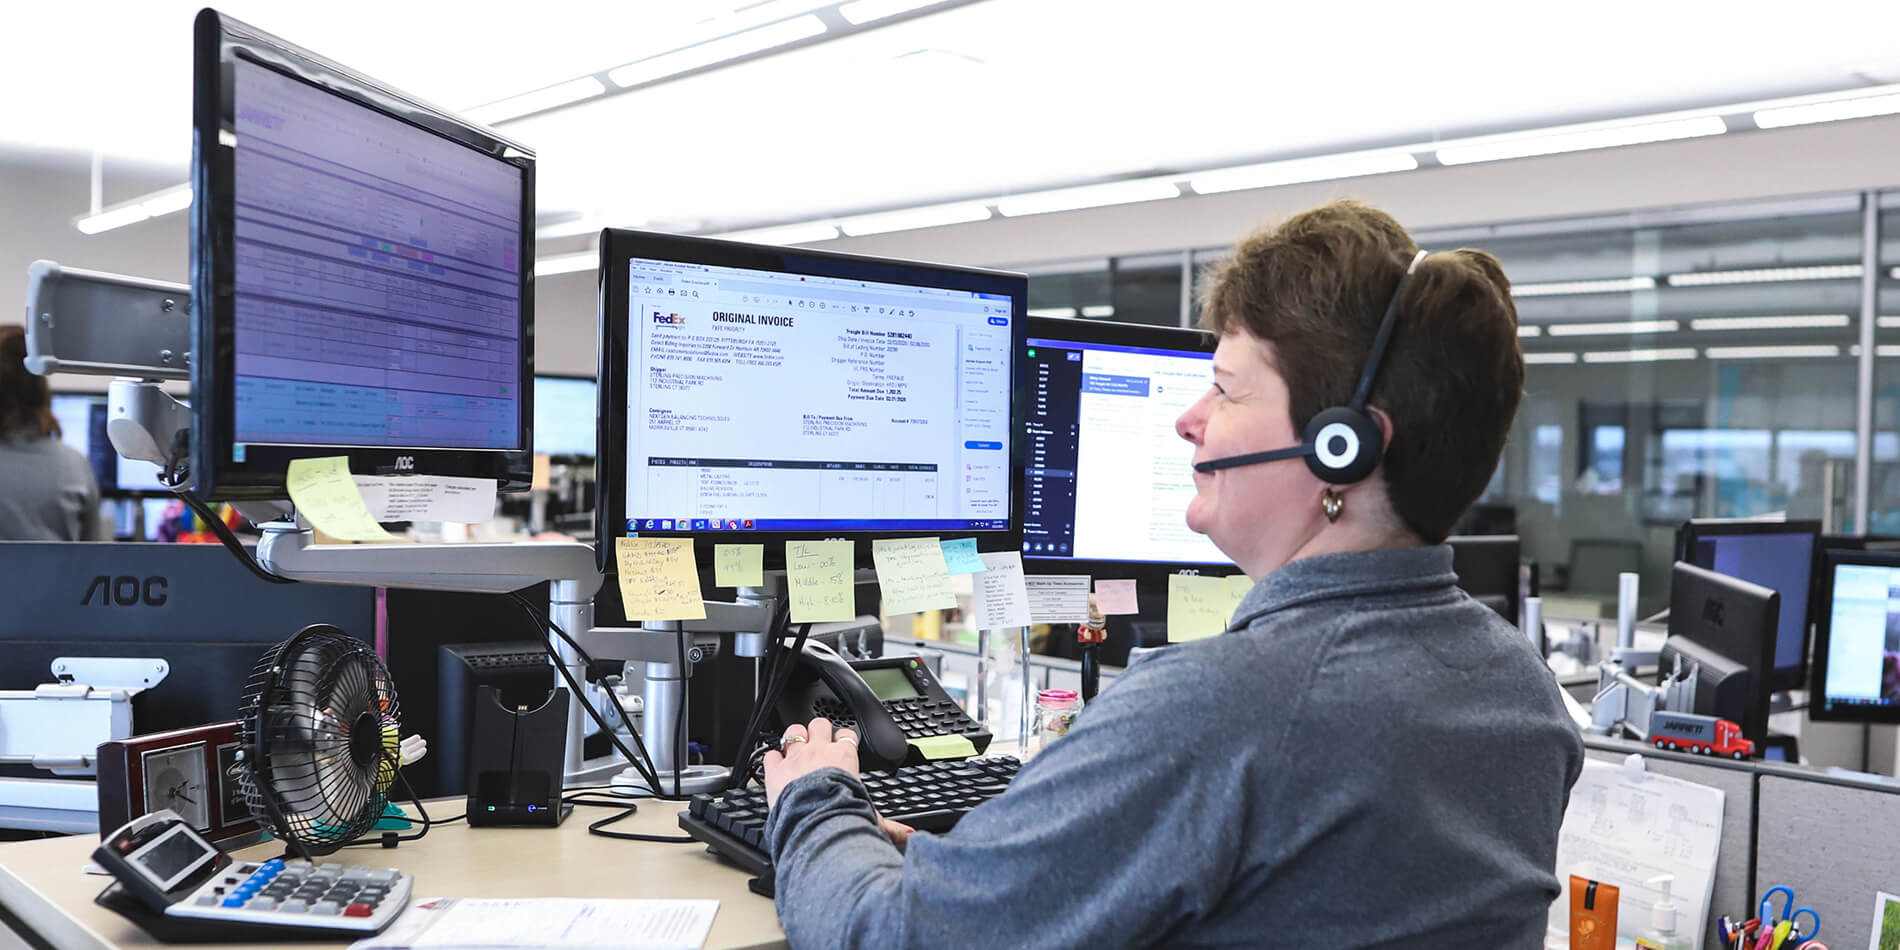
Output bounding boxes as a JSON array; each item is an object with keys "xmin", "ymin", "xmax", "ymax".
[{"xmin": 1757, "ymin": 886, "xmax": 1821, "ymax": 950}]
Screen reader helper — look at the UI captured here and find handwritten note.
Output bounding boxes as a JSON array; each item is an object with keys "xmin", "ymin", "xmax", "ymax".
[
  {"xmin": 970, "ymin": 551, "xmax": 1032, "ymax": 630},
  {"xmin": 1168, "ymin": 574, "xmax": 1239, "ymax": 642},
  {"xmin": 286, "ymin": 457, "xmax": 396, "ymax": 542},
  {"xmin": 871, "ymin": 537, "xmax": 957, "ymax": 615},
  {"xmin": 938, "ymin": 538, "xmax": 986, "ymax": 575},
  {"xmin": 1025, "ymin": 574, "xmax": 1093, "ymax": 624},
  {"xmin": 787, "ymin": 540, "xmax": 855, "ymax": 623},
  {"xmin": 1224, "ymin": 573, "xmax": 1253, "ymax": 607},
  {"xmin": 1094, "ymin": 579, "xmax": 1140, "ymax": 616},
  {"xmin": 614, "ymin": 538, "xmax": 706, "ymax": 621},
  {"xmin": 714, "ymin": 544, "xmax": 764, "ymax": 588}
]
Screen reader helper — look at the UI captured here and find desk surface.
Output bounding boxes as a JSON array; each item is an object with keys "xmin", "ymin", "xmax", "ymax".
[{"xmin": 0, "ymin": 798, "xmax": 785, "ymax": 950}]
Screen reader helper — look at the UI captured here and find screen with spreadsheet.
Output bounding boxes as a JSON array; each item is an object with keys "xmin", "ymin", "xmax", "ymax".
[{"xmin": 228, "ymin": 57, "xmax": 524, "ymax": 452}]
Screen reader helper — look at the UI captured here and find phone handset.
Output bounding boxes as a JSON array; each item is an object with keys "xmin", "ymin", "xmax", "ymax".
[{"xmin": 792, "ymin": 641, "xmax": 912, "ymax": 771}]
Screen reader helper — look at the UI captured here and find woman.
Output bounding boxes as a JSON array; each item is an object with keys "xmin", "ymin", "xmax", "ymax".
[
  {"xmin": 0, "ymin": 325, "xmax": 101, "ymax": 541},
  {"xmin": 763, "ymin": 201, "xmax": 1582, "ymax": 947}
]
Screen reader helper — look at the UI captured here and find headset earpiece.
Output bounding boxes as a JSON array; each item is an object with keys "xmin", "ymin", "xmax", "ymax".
[{"xmin": 1302, "ymin": 406, "xmax": 1383, "ymax": 484}]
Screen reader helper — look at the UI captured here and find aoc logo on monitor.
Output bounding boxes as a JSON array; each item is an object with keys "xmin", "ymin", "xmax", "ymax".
[
  {"xmin": 652, "ymin": 312, "xmax": 685, "ymax": 326},
  {"xmin": 82, "ymin": 575, "xmax": 169, "ymax": 607},
  {"xmin": 1702, "ymin": 597, "xmax": 1726, "ymax": 626}
]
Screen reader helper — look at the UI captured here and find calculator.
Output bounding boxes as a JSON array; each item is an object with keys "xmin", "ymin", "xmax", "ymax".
[{"xmin": 93, "ymin": 809, "xmax": 412, "ymax": 940}]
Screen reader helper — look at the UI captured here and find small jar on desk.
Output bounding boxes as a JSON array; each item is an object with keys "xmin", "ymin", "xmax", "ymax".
[{"xmin": 1033, "ymin": 689, "xmax": 1082, "ymax": 750}]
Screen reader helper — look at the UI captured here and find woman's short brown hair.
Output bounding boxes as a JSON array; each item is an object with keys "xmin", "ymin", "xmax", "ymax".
[
  {"xmin": 1199, "ymin": 200, "xmax": 1522, "ymax": 544},
  {"xmin": 0, "ymin": 325, "xmax": 59, "ymax": 441}
]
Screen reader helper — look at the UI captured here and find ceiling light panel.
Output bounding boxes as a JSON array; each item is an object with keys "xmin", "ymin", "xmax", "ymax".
[
  {"xmin": 1581, "ymin": 348, "xmax": 1698, "ymax": 363},
  {"xmin": 836, "ymin": 202, "xmax": 992, "ymax": 236},
  {"xmin": 717, "ymin": 222, "xmax": 842, "ymax": 245},
  {"xmin": 464, "ymin": 77, "xmax": 606, "ymax": 125},
  {"xmin": 1512, "ymin": 277, "xmax": 1658, "ymax": 297},
  {"xmin": 1518, "ymin": 326, "xmax": 1542, "ymax": 338},
  {"xmin": 1666, "ymin": 265, "xmax": 1863, "ymax": 286},
  {"xmin": 996, "ymin": 179, "xmax": 1181, "ymax": 217},
  {"xmin": 607, "ymin": 14, "xmax": 828, "ymax": 88},
  {"xmin": 1435, "ymin": 115, "xmax": 1727, "ymax": 166},
  {"xmin": 1689, "ymin": 314, "xmax": 1852, "ymax": 331},
  {"xmin": 839, "ymin": 0, "xmax": 949, "ymax": 24},
  {"xmin": 1186, "ymin": 149, "xmax": 1418, "ymax": 195},
  {"xmin": 1546, "ymin": 319, "xmax": 1680, "ymax": 336},
  {"xmin": 1755, "ymin": 88, "xmax": 1900, "ymax": 129},
  {"xmin": 1705, "ymin": 344, "xmax": 1842, "ymax": 359},
  {"xmin": 1523, "ymin": 352, "xmax": 1579, "ymax": 365}
]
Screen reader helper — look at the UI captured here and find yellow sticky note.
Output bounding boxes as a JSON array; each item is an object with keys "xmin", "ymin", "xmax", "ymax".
[
  {"xmin": 714, "ymin": 544, "xmax": 765, "ymax": 588},
  {"xmin": 786, "ymin": 540, "xmax": 855, "ymax": 623},
  {"xmin": 1168, "ymin": 574, "xmax": 1234, "ymax": 642},
  {"xmin": 286, "ymin": 457, "xmax": 396, "ymax": 542},
  {"xmin": 615, "ymin": 537, "xmax": 706, "ymax": 621},
  {"xmin": 1223, "ymin": 573, "xmax": 1253, "ymax": 608},
  {"xmin": 871, "ymin": 537, "xmax": 957, "ymax": 615},
  {"xmin": 531, "ymin": 453, "xmax": 552, "ymax": 491},
  {"xmin": 908, "ymin": 734, "xmax": 977, "ymax": 761}
]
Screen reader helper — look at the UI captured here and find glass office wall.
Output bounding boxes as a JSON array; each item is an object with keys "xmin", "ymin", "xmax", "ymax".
[{"xmin": 1874, "ymin": 198, "xmax": 1900, "ymax": 535}]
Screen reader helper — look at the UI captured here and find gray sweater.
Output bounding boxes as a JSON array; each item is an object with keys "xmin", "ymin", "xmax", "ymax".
[
  {"xmin": 0, "ymin": 429, "xmax": 100, "ymax": 541},
  {"xmin": 765, "ymin": 544, "xmax": 1583, "ymax": 948}
]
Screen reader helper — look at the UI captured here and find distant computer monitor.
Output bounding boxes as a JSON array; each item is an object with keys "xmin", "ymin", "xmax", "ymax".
[
  {"xmin": 1448, "ymin": 535, "xmax": 1520, "ymax": 623},
  {"xmin": 1663, "ymin": 561, "xmax": 1778, "ymax": 743},
  {"xmin": 533, "ymin": 375, "xmax": 597, "ymax": 459},
  {"xmin": 1809, "ymin": 550, "xmax": 1900, "ymax": 723},
  {"xmin": 595, "ymin": 230, "xmax": 1026, "ymax": 571},
  {"xmin": 1017, "ymin": 316, "xmax": 1240, "ymax": 582},
  {"xmin": 189, "ymin": 10, "xmax": 535, "ymax": 499},
  {"xmin": 1676, "ymin": 518, "xmax": 1819, "ymax": 692},
  {"xmin": 49, "ymin": 393, "xmax": 117, "ymax": 491}
]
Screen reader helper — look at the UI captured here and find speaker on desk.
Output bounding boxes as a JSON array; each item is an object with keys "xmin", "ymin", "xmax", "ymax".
[
  {"xmin": 466, "ymin": 685, "xmax": 572, "ymax": 827},
  {"xmin": 436, "ymin": 642, "xmax": 560, "ymax": 798}
]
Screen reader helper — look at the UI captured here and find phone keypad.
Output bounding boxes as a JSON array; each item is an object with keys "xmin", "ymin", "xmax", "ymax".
[{"xmin": 884, "ymin": 696, "xmax": 980, "ymax": 739}]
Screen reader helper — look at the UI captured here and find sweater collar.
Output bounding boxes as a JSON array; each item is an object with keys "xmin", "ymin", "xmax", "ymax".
[{"xmin": 1229, "ymin": 544, "xmax": 1457, "ymax": 628}]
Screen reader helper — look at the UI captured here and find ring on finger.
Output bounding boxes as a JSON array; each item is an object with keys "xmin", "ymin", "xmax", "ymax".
[
  {"xmin": 837, "ymin": 733, "xmax": 859, "ymax": 747},
  {"xmin": 779, "ymin": 733, "xmax": 809, "ymax": 750}
]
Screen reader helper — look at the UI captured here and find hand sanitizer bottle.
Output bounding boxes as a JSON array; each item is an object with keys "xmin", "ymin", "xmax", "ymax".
[{"xmin": 1634, "ymin": 874, "xmax": 1689, "ymax": 950}]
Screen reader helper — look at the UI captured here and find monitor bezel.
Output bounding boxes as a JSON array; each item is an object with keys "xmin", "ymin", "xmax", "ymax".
[
  {"xmin": 1015, "ymin": 316, "xmax": 1240, "ymax": 584},
  {"xmin": 1674, "ymin": 517, "xmax": 1820, "ymax": 692},
  {"xmin": 1665, "ymin": 560, "xmax": 1780, "ymax": 743},
  {"xmin": 189, "ymin": 9, "xmax": 537, "ymax": 500},
  {"xmin": 594, "ymin": 228, "xmax": 1028, "ymax": 573},
  {"xmin": 1808, "ymin": 548, "xmax": 1900, "ymax": 724},
  {"xmin": 532, "ymin": 373, "xmax": 598, "ymax": 462}
]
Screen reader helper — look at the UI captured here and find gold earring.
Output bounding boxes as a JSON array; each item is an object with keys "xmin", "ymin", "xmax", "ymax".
[{"xmin": 1321, "ymin": 489, "xmax": 1344, "ymax": 523}]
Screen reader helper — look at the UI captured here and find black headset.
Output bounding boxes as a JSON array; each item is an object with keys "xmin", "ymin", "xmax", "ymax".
[{"xmin": 1191, "ymin": 248, "xmax": 1429, "ymax": 485}]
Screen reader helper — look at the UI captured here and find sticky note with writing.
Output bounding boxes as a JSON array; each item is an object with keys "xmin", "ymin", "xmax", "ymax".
[
  {"xmin": 971, "ymin": 551, "xmax": 1032, "ymax": 629},
  {"xmin": 787, "ymin": 540, "xmax": 855, "ymax": 623},
  {"xmin": 615, "ymin": 537, "xmax": 706, "ymax": 621},
  {"xmin": 286, "ymin": 457, "xmax": 396, "ymax": 543},
  {"xmin": 1025, "ymin": 574, "xmax": 1093, "ymax": 624},
  {"xmin": 938, "ymin": 538, "xmax": 987, "ymax": 575},
  {"xmin": 1168, "ymin": 574, "xmax": 1234, "ymax": 642},
  {"xmin": 908, "ymin": 734, "xmax": 978, "ymax": 761},
  {"xmin": 1094, "ymin": 579, "xmax": 1140, "ymax": 616},
  {"xmin": 714, "ymin": 544, "xmax": 765, "ymax": 588},
  {"xmin": 871, "ymin": 537, "xmax": 958, "ymax": 615}
]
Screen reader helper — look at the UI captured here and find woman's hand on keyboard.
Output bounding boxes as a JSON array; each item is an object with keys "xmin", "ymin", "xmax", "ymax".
[{"xmin": 765, "ymin": 717, "xmax": 862, "ymax": 808}]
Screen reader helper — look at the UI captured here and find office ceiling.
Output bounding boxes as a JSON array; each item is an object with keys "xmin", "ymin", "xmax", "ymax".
[{"xmin": 12, "ymin": 0, "xmax": 1900, "ymax": 235}]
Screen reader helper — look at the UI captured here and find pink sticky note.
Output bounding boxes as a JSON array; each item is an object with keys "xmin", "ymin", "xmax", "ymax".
[{"xmin": 1095, "ymin": 579, "xmax": 1140, "ymax": 616}]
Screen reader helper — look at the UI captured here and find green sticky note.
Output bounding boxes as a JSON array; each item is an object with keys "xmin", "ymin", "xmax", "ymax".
[
  {"xmin": 939, "ymin": 537, "xmax": 986, "ymax": 575},
  {"xmin": 714, "ymin": 543, "xmax": 765, "ymax": 588},
  {"xmin": 285, "ymin": 456, "xmax": 395, "ymax": 542},
  {"xmin": 787, "ymin": 540, "xmax": 855, "ymax": 622},
  {"xmin": 908, "ymin": 733, "xmax": 978, "ymax": 761},
  {"xmin": 1167, "ymin": 574, "xmax": 1232, "ymax": 642}
]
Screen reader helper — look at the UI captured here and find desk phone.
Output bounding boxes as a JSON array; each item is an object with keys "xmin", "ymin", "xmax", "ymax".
[
  {"xmin": 92, "ymin": 810, "xmax": 412, "ymax": 940},
  {"xmin": 776, "ymin": 643, "xmax": 990, "ymax": 770}
]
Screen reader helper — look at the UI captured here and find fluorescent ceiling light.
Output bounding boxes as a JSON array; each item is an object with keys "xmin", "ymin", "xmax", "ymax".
[
  {"xmin": 718, "ymin": 222, "xmax": 841, "ymax": 245},
  {"xmin": 1522, "ymin": 352, "xmax": 1578, "ymax": 365},
  {"xmin": 1879, "ymin": 316, "xmax": 1900, "ymax": 329},
  {"xmin": 1517, "ymin": 326, "xmax": 1542, "ymax": 338},
  {"xmin": 537, "ymin": 251, "xmax": 598, "ymax": 276},
  {"xmin": 1665, "ymin": 265, "xmax": 1861, "ymax": 286},
  {"xmin": 1881, "ymin": 346, "xmax": 1900, "ymax": 358},
  {"xmin": 1435, "ymin": 115, "xmax": 1727, "ymax": 166},
  {"xmin": 996, "ymin": 179, "xmax": 1180, "ymax": 217},
  {"xmin": 1080, "ymin": 305, "xmax": 1115, "ymax": 318},
  {"xmin": 1027, "ymin": 307, "xmax": 1076, "ymax": 318},
  {"xmin": 74, "ymin": 184, "xmax": 192, "ymax": 234},
  {"xmin": 1581, "ymin": 347, "xmax": 1697, "ymax": 364},
  {"xmin": 1690, "ymin": 314, "xmax": 1852, "ymax": 331},
  {"xmin": 1187, "ymin": 149, "xmax": 1418, "ymax": 195},
  {"xmin": 608, "ymin": 15, "xmax": 827, "ymax": 88},
  {"xmin": 838, "ymin": 0, "xmax": 942, "ymax": 24},
  {"xmin": 1511, "ymin": 276, "xmax": 1657, "ymax": 297},
  {"xmin": 1755, "ymin": 90, "xmax": 1900, "ymax": 130},
  {"xmin": 1546, "ymin": 319, "xmax": 1680, "ymax": 337},
  {"xmin": 836, "ymin": 203, "xmax": 992, "ymax": 237},
  {"xmin": 465, "ymin": 77, "xmax": 606, "ymax": 125},
  {"xmin": 1705, "ymin": 344, "xmax": 1841, "ymax": 359}
]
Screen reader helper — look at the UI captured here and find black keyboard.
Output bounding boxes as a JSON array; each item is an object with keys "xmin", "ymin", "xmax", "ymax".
[{"xmin": 680, "ymin": 756, "xmax": 1023, "ymax": 896}]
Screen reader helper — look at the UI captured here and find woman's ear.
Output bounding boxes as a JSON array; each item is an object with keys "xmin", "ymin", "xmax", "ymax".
[{"xmin": 1368, "ymin": 406, "xmax": 1396, "ymax": 449}]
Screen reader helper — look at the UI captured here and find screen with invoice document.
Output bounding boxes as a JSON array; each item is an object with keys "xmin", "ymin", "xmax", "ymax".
[
  {"xmin": 1021, "ymin": 330, "xmax": 1229, "ymax": 565},
  {"xmin": 619, "ymin": 256, "xmax": 1016, "ymax": 532}
]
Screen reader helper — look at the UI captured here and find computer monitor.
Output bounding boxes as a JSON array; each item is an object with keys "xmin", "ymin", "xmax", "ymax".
[
  {"xmin": 49, "ymin": 393, "xmax": 117, "ymax": 491},
  {"xmin": 1809, "ymin": 550, "xmax": 1900, "ymax": 723},
  {"xmin": 595, "ymin": 230, "xmax": 1026, "ymax": 571},
  {"xmin": 1663, "ymin": 560, "xmax": 1778, "ymax": 743},
  {"xmin": 533, "ymin": 375, "xmax": 597, "ymax": 459},
  {"xmin": 1676, "ymin": 518, "xmax": 1819, "ymax": 691},
  {"xmin": 1016, "ymin": 316, "xmax": 1239, "ymax": 582},
  {"xmin": 1447, "ymin": 534, "xmax": 1520, "ymax": 623},
  {"xmin": 188, "ymin": 10, "xmax": 535, "ymax": 499}
]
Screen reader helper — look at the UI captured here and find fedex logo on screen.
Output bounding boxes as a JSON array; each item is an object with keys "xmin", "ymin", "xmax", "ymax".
[{"xmin": 652, "ymin": 312, "xmax": 685, "ymax": 326}]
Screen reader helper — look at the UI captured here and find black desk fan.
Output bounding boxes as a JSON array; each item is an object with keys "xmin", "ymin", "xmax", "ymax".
[{"xmin": 235, "ymin": 624, "xmax": 412, "ymax": 856}]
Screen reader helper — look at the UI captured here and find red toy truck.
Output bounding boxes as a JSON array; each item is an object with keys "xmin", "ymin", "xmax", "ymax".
[{"xmin": 1649, "ymin": 711, "xmax": 1755, "ymax": 759}]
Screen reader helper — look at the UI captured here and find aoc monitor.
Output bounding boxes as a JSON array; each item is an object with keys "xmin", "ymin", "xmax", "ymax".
[
  {"xmin": 189, "ymin": 9, "xmax": 535, "ymax": 499},
  {"xmin": 1809, "ymin": 550, "xmax": 1900, "ymax": 723},
  {"xmin": 1663, "ymin": 560, "xmax": 1779, "ymax": 744},
  {"xmin": 533, "ymin": 375, "xmax": 597, "ymax": 459},
  {"xmin": 1447, "ymin": 534, "xmax": 1521, "ymax": 623},
  {"xmin": 1676, "ymin": 518, "xmax": 1819, "ymax": 692},
  {"xmin": 1017, "ymin": 316, "xmax": 1239, "ymax": 583},
  {"xmin": 595, "ymin": 229, "xmax": 1026, "ymax": 571}
]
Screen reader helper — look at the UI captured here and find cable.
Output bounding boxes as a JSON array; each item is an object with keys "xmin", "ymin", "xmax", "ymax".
[
  {"xmin": 563, "ymin": 796, "xmax": 695, "ymax": 843},
  {"xmin": 173, "ymin": 489, "xmax": 297, "ymax": 585},
  {"xmin": 340, "ymin": 762, "xmax": 432, "ymax": 848},
  {"xmin": 728, "ymin": 618, "xmax": 810, "ymax": 792},
  {"xmin": 671, "ymin": 625, "xmax": 687, "ymax": 798}
]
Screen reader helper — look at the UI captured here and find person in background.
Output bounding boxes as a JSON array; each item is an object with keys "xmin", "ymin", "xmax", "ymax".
[
  {"xmin": 0, "ymin": 325, "xmax": 101, "ymax": 541},
  {"xmin": 761, "ymin": 201, "xmax": 1582, "ymax": 948}
]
